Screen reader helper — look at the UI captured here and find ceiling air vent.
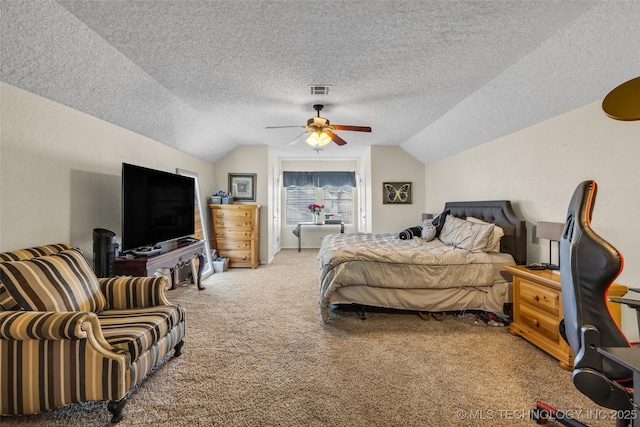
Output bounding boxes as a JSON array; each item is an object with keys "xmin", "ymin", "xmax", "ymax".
[{"xmin": 310, "ymin": 85, "xmax": 331, "ymax": 95}]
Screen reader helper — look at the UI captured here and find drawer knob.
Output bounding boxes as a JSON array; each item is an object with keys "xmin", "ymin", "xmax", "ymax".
[
  {"xmin": 532, "ymin": 319, "xmax": 539, "ymax": 327},
  {"xmin": 532, "ymin": 295, "xmax": 540, "ymax": 301}
]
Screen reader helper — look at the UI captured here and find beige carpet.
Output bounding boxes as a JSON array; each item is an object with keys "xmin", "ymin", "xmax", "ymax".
[{"xmin": 1, "ymin": 249, "xmax": 612, "ymax": 426}]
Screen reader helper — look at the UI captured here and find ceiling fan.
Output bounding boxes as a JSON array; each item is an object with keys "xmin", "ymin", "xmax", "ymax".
[{"xmin": 266, "ymin": 104, "xmax": 371, "ymax": 147}]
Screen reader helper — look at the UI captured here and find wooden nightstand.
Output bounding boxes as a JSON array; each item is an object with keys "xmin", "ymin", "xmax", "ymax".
[{"xmin": 505, "ymin": 265, "xmax": 627, "ymax": 370}]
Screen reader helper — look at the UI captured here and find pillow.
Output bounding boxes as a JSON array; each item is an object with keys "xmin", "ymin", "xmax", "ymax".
[
  {"xmin": 0, "ymin": 243, "xmax": 75, "ymax": 310},
  {"xmin": 0, "ymin": 243, "xmax": 74, "ymax": 261},
  {"xmin": 431, "ymin": 209, "xmax": 450, "ymax": 237},
  {"xmin": 421, "ymin": 220, "xmax": 437, "ymax": 241},
  {"xmin": 466, "ymin": 216, "xmax": 504, "ymax": 252},
  {"xmin": 439, "ymin": 215, "xmax": 496, "ymax": 252},
  {"xmin": 399, "ymin": 226, "xmax": 422, "ymax": 240},
  {"xmin": 0, "ymin": 248, "xmax": 108, "ymax": 313}
]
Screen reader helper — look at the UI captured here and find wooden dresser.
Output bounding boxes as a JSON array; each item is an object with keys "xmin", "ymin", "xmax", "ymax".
[
  {"xmin": 506, "ymin": 265, "xmax": 627, "ymax": 370},
  {"xmin": 209, "ymin": 204, "xmax": 260, "ymax": 268}
]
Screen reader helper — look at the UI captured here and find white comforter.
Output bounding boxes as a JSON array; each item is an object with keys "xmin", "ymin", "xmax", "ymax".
[{"xmin": 318, "ymin": 233, "xmax": 499, "ymax": 314}]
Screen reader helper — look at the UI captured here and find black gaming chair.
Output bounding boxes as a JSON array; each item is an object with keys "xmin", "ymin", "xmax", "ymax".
[{"xmin": 535, "ymin": 180, "xmax": 635, "ymax": 426}]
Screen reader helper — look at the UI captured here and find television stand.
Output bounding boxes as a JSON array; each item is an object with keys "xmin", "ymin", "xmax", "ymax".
[
  {"xmin": 130, "ymin": 246, "xmax": 162, "ymax": 257},
  {"xmin": 115, "ymin": 240, "xmax": 206, "ymax": 290}
]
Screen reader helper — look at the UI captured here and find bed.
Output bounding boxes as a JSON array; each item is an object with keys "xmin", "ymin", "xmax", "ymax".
[{"xmin": 318, "ymin": 200, "xmax": 527, "ymax": 322}]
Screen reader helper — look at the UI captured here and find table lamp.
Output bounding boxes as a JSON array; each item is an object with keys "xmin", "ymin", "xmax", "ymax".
[{"xmin": 536, "ymin": 221, "xmax": 564, "ymax": 270}]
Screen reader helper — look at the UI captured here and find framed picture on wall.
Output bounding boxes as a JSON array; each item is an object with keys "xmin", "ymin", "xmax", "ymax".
[
  {"xmin": 229, "ymin": 173, "xmax": 256, "ymax": 202},
  {"xmin": 382, "ymin": 182, "xmax": 412, "ymax": 204}
]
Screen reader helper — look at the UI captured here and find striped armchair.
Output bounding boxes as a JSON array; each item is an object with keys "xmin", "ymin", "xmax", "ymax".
[{"xmin": 0, "ymin": 244, "xmax": 185, "ymax": 423}]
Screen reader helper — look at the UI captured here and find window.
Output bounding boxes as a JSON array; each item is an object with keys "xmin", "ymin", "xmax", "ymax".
[
  {"xmin": 321, "ymin": 186, "xmax": 354, "ymax": 225},
  {"xmin": 283, "ymin": 171, "xmax": 356, "ymax": 226},
  {"xmin": 284, "ymin": 186, "xmax": 317, "ymax": 225},
  {"xmin": 284, "ymin": 185, "xmax": 355, "ymax": 226}
]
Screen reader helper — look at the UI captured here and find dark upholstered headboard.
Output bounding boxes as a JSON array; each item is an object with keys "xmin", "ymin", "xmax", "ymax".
[{"xmin": 443, "ymin": 200, "xmax": 527, "ymax": 265}]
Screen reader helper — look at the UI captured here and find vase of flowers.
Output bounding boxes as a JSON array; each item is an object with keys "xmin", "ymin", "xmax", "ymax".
[{"xmin": 308, "ymin": 203, "xmax": 324, "ymax": 224}]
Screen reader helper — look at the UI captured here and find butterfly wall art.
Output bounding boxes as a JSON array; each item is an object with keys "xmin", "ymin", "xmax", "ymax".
[{"xmin": 383, "ymin": 182, "xmax": 412, "ymax": 204}]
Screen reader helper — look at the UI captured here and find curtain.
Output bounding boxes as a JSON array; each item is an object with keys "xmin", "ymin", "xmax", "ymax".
[{"xmin": 282, "ymin": 171, "xmax": 356, "ymax": 187}]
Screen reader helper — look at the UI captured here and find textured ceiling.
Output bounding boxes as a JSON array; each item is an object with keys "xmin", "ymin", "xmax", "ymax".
[{"xmin": 1, "ymin": 1, "xmax": 639, "ymax": 163}]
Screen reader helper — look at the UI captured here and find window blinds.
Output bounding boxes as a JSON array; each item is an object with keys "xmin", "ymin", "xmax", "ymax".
[{"xmin": 282, "ymin": 171, "xmax": 356, "ymax": 187}]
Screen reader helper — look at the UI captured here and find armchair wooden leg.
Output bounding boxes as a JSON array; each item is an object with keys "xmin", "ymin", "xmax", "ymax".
[
  {"xmin": 174, "ymin": 340, "xmax": 184, "ymax": 357},
  {"xmin": 107, "ymin": 398, "xmax": 127, "ymax": 423}
]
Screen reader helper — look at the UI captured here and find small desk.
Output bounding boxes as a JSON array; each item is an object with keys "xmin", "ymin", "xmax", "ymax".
[
  {"xmin": 597, "ymin": 347, "xmax": 640, "ymax": 425},
  {"xmin": 293, "ymin": 222, "xmax": 345, "ymax": 252}
]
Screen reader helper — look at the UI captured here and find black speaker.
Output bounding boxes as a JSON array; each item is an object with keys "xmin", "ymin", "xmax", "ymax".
[{"xmin": 93, "ymin": 228, "xmax": 116, "ymax": 278}]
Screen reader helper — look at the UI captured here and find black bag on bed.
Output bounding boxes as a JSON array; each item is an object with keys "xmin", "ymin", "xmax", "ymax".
[{"xmin": 399, "ymin": 226, "xmax": 422, "ymax": 240}]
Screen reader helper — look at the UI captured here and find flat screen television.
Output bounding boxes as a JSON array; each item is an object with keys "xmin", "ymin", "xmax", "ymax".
[{"xmin": 121, "ymin": 163, "xmax": 195, "ymax": 252}]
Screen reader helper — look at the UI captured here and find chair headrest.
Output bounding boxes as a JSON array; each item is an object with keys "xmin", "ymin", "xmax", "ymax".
[{"xmin": 560, "ymin": 180, "xmax": 628, "ymax": 377}]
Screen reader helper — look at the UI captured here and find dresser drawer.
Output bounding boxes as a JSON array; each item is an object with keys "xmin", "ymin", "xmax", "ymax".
[
  {"xmin": 214, "ymin": 218, "xmax": 253, "ymax": 229},
  {"xmin": 216, "ymin": 240, "xmax": 252, "ymax": 251},
  {"xmin": 520, "ymin": 279, "xmax": 560, "ymax": 316},
  {"xmin": 214, "ymin": 209, "xmax": 254, "ymax": 220},
  {"xmin": 520, "ymin": 304, "xmax": 560, "ymax": 342},
  {"xmin": 214, "ymin": 230, "xmax": 254, "ymax": 239},
  {"xmin": 225, "ymin": 250, "xmax": 252, "ymax": 264}
]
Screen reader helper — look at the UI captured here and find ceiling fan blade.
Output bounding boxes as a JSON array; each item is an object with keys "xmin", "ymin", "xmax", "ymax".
[
  {"xmin": 287, "ymin": 131, "xmax": 310, "ymax": 145},
  {"xmin": 266, "ymin": 125, "xmax": 307, "ymax": 129},
  {"xmin": 330, "ymin": 124, "xmax": 371, "ymax": 132},
  {"xmin": 325, "ymin": 130, "xmax": 347, "ymax": 146}
]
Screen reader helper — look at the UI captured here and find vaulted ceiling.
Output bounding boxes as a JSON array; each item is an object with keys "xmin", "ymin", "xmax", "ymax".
[{"xmin": 1, "ymin": 1, "xmax": 638, "ymax": 163}]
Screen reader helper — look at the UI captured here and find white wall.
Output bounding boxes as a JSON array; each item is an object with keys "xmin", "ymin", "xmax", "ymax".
[
  {"xmin": 370, "ymin": 145, "xmax": 426, "ymax": 233},
  {"xmin": 0, "ymin": 83, "xmax": 217, "ymax": 261},
  {"xmin": 212, "ymin": 145, "xmax": 273, "ymax": 264},
  {"xmin": 424, "ymin": 100, "xmax": 640, "ymax": 337},
  {"xmin": 218, "ymin": 148, "xmax": 423, "ymax": 252}
]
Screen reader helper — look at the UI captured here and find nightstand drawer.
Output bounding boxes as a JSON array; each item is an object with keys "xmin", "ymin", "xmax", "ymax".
[
  {"xmin": 520, "ymin": 279, "xmax": 560, "ymax": 316},
  {"xmin": 520, "ymin": 304, "xmax": 560, "ymax": 342}
]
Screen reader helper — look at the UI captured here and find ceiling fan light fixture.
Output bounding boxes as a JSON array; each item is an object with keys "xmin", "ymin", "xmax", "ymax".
[
  {"xmin": 267, "ymin": 103, "xmax": 370, "ymax": 147},
  {"xmin": 306, "ymin": 130, "xmax": 332, "ymax": 147}
]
